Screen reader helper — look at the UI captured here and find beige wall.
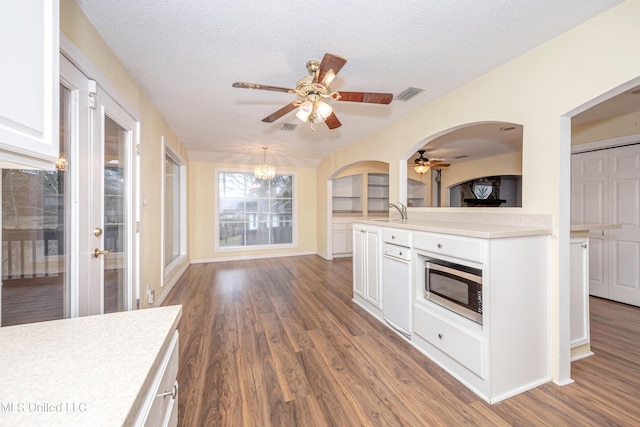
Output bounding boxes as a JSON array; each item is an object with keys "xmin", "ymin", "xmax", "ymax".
[
  {"xmin": 316, "ymin": 0, "xmax": 640, "ymax": 382},
  {"xmin": 188, "ymin": 162, "xmax": 317, "ymax": 261},
  {"xmin": 61, "ymin": 0, "xmax": 190, "ymax": 307},
  {"xmin": 573, "ymin": 110, "xmax": 640, "ymax": 145}
]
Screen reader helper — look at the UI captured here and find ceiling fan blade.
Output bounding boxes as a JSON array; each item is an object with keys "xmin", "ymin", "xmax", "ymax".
[
  {"xmin": 337, "ymin": 91, "xmax": 393, "ymax": 104},
  {"xmin": 315, "ymin": 53, "xmax": 347, "ymax": 84},
  {"xmin": 233, "ymin": 82, "xmax": 294, "ymax": 93},
  {"xmin": 261, "ymin": 102, "xmax": 298, "ymax": 123},
  {"xmin": 324, "ymin": 112, "xmax": 342, "ymax": 129}
]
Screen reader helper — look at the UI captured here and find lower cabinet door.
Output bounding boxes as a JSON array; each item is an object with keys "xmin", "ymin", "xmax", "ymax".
[{"xmin": 140, "ymin": 331, "xmax": 180, "ymax": 427}]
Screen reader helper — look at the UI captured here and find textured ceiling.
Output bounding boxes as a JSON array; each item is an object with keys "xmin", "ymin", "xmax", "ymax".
[{"xmin": 75, "ymin": 0, "xmax": 623, "ymax": 168}]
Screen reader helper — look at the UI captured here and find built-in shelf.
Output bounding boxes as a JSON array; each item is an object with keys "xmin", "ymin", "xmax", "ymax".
[
  {"xmin": 367, "ymin": 173, "xmax": 389, "ymax": 215},
  {"xmin": 332, "ymin": 174, "xmax": 363, "ymax": 215},
  {"xmin": 407, "ymin": 177, "xmax": 428, "ymax": 207}
]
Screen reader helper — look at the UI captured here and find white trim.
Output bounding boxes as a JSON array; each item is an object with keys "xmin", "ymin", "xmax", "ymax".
[
  {"xmin": 571, "ymin": 133, "xmax": 640, "ymax": 154},
  {"xmin": 557, "ymin": 115, "xmax": 572, "ymax": 385},
  {"xmin": 191, "ymin": 251, "xmax": 316, "ymax": 264},
  {"xmin": 162, "ymin": 138, "xmax": 187, "ymax": 285},
  {"xmin": 59, "ymin": 33, "xmax": 141, "ymax": 122},
  {"xmin": 154, "ymin": 258, "xmax": 190, "ymax": 307},
  {"xmin": 326, "ymin": 180, "xmax": 333, "ymax": 260}
]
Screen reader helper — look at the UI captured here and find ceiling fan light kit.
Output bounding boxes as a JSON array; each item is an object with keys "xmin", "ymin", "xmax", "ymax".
[
  {"xmin": 411, "ymin": 149, "xmax": 450, "ymax": 177},
  {"xmin": 414, "ymin": 164, "xmax": 430, "ymax": 175},
  {"xmin": 233, "ymin": 53, "xmax": 393, "ymax": 130},
  {"xmin": 254, "ymin": 147, "xmax": 275, "ymax": 180}
]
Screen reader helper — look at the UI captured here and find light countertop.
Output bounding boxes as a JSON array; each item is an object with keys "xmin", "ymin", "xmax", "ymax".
[
  {"xmin": 0, "ymin": 305, "xmax": 182, "ymax": 426},
  {"xmin": 570, "ymin": 222, "xmax": 621, "ymax": 232},
  {"xmin": 358, "ymin": 218, "xmax": 551, "ymax": 239}
]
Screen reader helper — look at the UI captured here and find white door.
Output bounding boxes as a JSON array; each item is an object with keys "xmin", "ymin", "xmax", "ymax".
[
  {"xmin": 571, "ymin": 149, "xmax": 608, "ymax": 297},
  {"xmin": 607, "ymin": 145, "xmax": 640, "ymax": 305},
  {"xmin": 89, "ymin": 89, "xmax": 139, "ymax": 314},
  {"xmin": 571, "ymin": 143, "xmax": 640, "ymax": 306}
]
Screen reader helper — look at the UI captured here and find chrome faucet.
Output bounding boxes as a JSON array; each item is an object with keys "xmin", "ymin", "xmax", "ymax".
[{"xmin": 388, "ymin": 202, "xmax": 407, "ymax": 220}]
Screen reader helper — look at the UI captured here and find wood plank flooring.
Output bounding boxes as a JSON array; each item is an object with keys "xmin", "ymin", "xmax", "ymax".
[{"xmin": 162, "ymin": 255, "xmax": 640, "ymax": 426}]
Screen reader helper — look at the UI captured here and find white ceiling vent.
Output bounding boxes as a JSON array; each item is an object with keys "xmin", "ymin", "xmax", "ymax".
[
  {"xmin": 396, "ymin": 87, "xmax": 425, "ymax": 101},
  {"xmin": 281, "ymin": 123, "xmax": 298, "ymax": 131}
]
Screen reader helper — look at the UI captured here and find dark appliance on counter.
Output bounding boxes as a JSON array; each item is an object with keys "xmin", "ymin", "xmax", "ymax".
[{"xmin": 424, "ymin": 258, "xmax": 483, "ymax": 324}]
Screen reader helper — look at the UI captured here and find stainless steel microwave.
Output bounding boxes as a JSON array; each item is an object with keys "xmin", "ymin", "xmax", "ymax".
[{"xmin": 424, "ymin": 258, "xmax": 483, "ymax": 324}]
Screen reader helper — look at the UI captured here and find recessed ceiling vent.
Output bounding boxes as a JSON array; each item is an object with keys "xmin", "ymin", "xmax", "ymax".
[
  {"xmin": 396, "ymin": 87, "xmax": 425, "ymax": 101},
  {"xmin": 280, "ymin": 123, "xmax": 298, "ymax": 131}
]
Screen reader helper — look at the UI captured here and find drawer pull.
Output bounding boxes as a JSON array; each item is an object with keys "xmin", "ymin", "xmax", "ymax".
[
  {"xmin": 392, "ymin": 235, "xmax": 396, "ymax": 239},
  {"xmin": 158, "ymin": 380, "xmax": 178, "ymax": 399},
  {"xmin": 438, "ymin": 333, "xmax": 443, "ymax": 339},
  {"xmin": 437, "ymin": 243, "xmax": 443, "ymax": 249}
]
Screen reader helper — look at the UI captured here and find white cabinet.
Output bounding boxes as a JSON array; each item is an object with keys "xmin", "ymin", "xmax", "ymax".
[
  {"xmin": 570, "ymin": 234, "xmax": 591, "ymax": 360},
  {"xmin": 332, "ymin": 221, "xmax": 353, "ymax": 256},
  {"xmin": 136, "ymin": 331, "xmax": 180, "ymax": 426},
  {"xmin": 411, "ymin": 230, "xmax": 549, "ymax": 403},
  {"xmin": 0, "ymin": 0, "xmax": 60, "ymax": 169},
  {"xmin": 353, "ymin": 223, "xmax": 382, "ymax": 316},
  {"xmin": 414, "ymin": 301, "xmax": 484, "ymax": 378}
]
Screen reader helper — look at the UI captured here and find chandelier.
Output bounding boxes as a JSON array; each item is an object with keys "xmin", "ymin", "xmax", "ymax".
[{"xmin": 254, "ymin": 147, "xmax": 275, "ymax": 180}]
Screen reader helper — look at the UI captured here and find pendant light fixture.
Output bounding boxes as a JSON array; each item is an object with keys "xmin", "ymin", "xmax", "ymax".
[{"xmin": 254, "ymin": 147, "xmax": 275, "ymax": 180}]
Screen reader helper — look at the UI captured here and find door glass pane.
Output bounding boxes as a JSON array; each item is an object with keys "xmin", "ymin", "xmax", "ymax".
[
  {"xmin": 103, "ymin": 116, "xmax": 128, "ymax": 314},
  {"xmin": 1, "ymin": 84, "xmax": 71, "ymax": 326}
]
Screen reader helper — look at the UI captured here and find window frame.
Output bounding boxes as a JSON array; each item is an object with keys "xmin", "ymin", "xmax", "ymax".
[
  {"xmin": 162, "ymin": 139, "xmax": 187, "ymax": 282},
  {"xmin": 214, "ymin": 168, "xmax": 297, "ymax": 252}
]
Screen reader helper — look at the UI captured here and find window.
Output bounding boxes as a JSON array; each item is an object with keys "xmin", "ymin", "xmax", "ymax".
[
  {"xmin": 164, "ymin": 144, "xmax": 186, "ymax": 272},
  {"xmin": 217, "ymin": 171, "xmax": 294, "ymax": 249}
]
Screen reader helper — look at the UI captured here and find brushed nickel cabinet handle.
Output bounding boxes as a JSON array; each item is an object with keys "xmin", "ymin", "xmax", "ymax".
[{"xmin": 158, "ymin": 380, "xmax": 178, "ymax": 399}]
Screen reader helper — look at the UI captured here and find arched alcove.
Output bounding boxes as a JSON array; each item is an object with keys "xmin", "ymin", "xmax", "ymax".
[{"xmin": 405, "ymin": 121, "xmax": 523, "ymax": 207}]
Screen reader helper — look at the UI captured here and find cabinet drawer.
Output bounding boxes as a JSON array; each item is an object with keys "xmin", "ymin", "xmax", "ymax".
[
  {"xmin": 383, "ymin": 228, "xmax": 411, "ymax": 247},
  {"xmin": 414, "ymin": 303, "xmax": 485, "ymax": 378},
  {"xmin": 413, "ymin": 232, "xmax": 483, "ymax": 263},
  {"xmin": 141, "ymin": 331, "xmax": 180, "ymax": 427}
]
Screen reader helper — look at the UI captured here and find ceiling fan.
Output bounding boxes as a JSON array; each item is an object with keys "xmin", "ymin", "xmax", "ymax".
[
  {"xmin": 411, "ymin": 150, "xmax": 450, "ymax": 175},
  {"xmin": 232, "ymin": 53, "xmax": 393, "ymax": 130}
]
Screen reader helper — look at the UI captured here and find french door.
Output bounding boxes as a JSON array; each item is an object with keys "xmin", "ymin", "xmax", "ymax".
[
  {"xmin": 0, "ymin": 54, "xmax": 139, "ymax": 326},
  {"xmin": 90, "ymin": 90, "xmax": 139, "ymax": 314}
]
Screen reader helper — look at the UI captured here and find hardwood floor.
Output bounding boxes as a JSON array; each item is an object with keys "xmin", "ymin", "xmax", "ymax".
[{"xmin": 162, "ymin": 255, "xmax": 640, "ymax": 426}]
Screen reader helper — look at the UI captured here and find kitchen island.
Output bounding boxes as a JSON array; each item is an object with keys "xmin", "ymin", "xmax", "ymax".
[
  {"xmin": 354, "ymin": 213, "xmax": 552, "ymax": 403},
  {"xmin": 0, "ymin": 305, "xmax": 182, "ymax": 426}
]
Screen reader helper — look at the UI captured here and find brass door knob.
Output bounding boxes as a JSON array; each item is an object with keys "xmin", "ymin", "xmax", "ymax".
[{"xmin": 93, "ymin": 248, "xmax": 111, "ymax": 258}]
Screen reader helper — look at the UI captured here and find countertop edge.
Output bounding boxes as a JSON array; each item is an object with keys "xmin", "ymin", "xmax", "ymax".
[
  {"xmin": 356, "ymin": 219, "xmax": 552, "ymax": 239},
  {"xmin": 124, "ymin": 305, "xmax": 183, "ymax": 425}
]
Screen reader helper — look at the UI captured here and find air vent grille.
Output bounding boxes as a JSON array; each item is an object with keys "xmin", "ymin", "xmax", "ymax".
[
  {"xmin": 396, "ymin": 87, "xmax": 425, "ymax": 101},
  {"xmin": 281, "ymin": 123, "xmax": 298, "ymax": 131}
]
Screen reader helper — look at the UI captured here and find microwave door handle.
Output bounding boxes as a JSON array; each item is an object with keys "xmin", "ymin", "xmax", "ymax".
[{"xmin": 428, "ymin": 262, "xmax": 481, "ymax": 284}]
